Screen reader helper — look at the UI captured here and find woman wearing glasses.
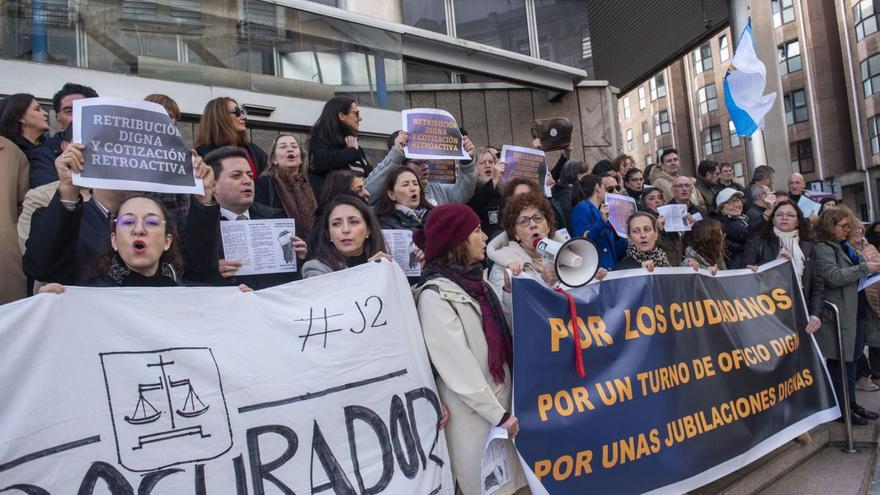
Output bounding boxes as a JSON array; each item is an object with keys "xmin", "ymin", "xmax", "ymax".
[
  {"xmin": 623, "ymin": 168, "xmax": 645, "ymax": 202},
  {"xmin": 307, "ymin": 96, "xmax": 371, "ymax": 198},
  {"xmin": 813, "ymin": 208, "xmax": 880, "ymax": 425},
  {"xmin": 195, "ymin": 97, "xmax": 268, "ymax": 178},
  {"xmin": 487, "ymin": 193, "xmax": 563, "ymax": 301}
]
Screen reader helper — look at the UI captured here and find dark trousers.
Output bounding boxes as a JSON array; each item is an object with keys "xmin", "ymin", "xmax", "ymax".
[{"xmin": 828, "ymin": 308, "xmax": 867, "ymax": 412}]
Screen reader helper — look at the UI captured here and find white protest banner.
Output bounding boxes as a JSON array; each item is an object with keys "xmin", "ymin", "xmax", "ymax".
[
  {"xmin": 220, "ymin": 218, "xmax": 298, "ymax": 275},
  {"xmin": 0, "ymin": 261, "xmax": 453, "ymax": 493},
  {"xmin": 658, "ymin": 204, "xmax": 691, "ymax": 232},
  {"xmin": 383, "ymin": 229, "xmax": 421, "ymax": 277},
  {"xmin": 500, "ymin": 145, "xmax": 545, "ymax": 184},
  {"xmin": 402, "ymin": 109, "xmax": 469, "ymax": 160},
  {"xmin": 72, "ymin": 97, "xmax": 204, "ymax": 195},
  {"xmin": 605, "ymin": 193, "xmax": 637, "ymax": 238}
]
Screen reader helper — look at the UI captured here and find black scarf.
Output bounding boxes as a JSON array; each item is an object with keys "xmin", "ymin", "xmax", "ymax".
[
  {"xmin": 106, "ymin": 255, "xmax": 179, "ymax": 287},
  {"xmin": 625, "ymin": 242, "xmax": 670, "ymax": 267}
]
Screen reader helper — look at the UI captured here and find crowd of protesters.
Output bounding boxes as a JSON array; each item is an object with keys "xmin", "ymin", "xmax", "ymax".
[{"xmin": 3, "ymin": 83, "xmax": 880, "ymax": 494}]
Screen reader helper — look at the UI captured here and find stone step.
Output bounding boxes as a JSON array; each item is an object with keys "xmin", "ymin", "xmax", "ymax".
[{"xmin": 690, "ymin": 426, "xmax": 829, "ymax": 495}]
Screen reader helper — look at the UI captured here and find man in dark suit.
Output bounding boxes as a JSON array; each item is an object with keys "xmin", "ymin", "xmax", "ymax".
[{"xmin": 201, "ymin": 146, "xmax": 307, "ymax": 289}]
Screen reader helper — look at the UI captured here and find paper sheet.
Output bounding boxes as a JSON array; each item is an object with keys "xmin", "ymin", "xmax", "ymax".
[
  {"xmin": 220, "ymin": 218, "xmax": 297, "ymax": 275},
  {"xmin": 382, "ymin": 229, "xmax": 421, "ymax": 277},
  {"xmin": 658, "ymin": 204, "xmax": 691, "ymax": 232}
]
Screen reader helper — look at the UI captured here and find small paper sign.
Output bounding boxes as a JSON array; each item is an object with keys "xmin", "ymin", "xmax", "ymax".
[{"xmin": 402, "ymin": 108, "xmax": 469, "ymax": 160}]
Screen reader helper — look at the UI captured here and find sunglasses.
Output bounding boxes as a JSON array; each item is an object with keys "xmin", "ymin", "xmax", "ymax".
[
  {"xmin": 229, "ymin": 106, "xmax": 247, "ymax": 118},
  {"xmin": 606, "ymin": 185, "xmax": 623, "ymax": 193}
]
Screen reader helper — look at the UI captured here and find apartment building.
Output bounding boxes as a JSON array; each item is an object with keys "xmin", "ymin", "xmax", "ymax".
[{"xmin": 618, "ymin": 0, "xmax": 878, "ymax": 220}]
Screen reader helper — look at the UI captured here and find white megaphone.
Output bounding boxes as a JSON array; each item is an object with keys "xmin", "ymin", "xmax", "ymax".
[{"xmin": 533, "ymin": 236, "xmax": 600, "ymax": 287}]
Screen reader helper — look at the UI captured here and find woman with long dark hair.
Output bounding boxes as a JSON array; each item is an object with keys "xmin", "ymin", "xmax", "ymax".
[
  {"xmin": 302, "ymin": 195, "xmax": 389, "ymax": 278},
  {"xmin": 254, "ymin": 133, "xmax": 317, "ymax": 240},
  {"xmin": 194, "ymin": 97, "xmax": 267, "ymax": 178},
  {"xmin": 0, "ymin": 93, "xmax": 56, "ymax": 188},
  {"xmin": 571, "ymin": 174, "xmax": 626, "ymax": 269},
  {"xmin": 413, "ymin": 204, "xmax": 526, "ymax": 494},
  {"xmin": 681, "ymin": 218, "xmax": 726, "ymax": 274},
  {"xmin": 552, "ymin": 159, "xmax": 589, "ymax": 231},
  {"xmin": 374, "ymin": 166, "xmax": 432, "ymax": 231},
  {"xmin": 307, "ymin": 96, "xmax": 371, "ymax": 197}
]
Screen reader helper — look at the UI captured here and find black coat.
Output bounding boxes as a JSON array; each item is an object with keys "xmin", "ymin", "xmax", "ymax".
[
  {"xmin": 468, "ymin": 180, "xmax": 503, "ymax": 239},
  {"xmin": 745, "ymin": 204, "xmax": 767, "ymax": 232},
  {"xmin": 551, "ymin": 184, "xmax": 574, "ymax": 232},
  {"xmin": 740, "ymin": 235, "xmax": 824, "ymax": 316},
  {"xmin": 307, "ymin": 135, "xmax": 371, "ymax": 198},
  {"xmin": 195, "ymin": 143, "xmax": 268, "ymax": 177},
  {"xmin": 613, "ymin": 255, "xmax": 642, "ymax": 271},
  {"xmin": 12, "ymin": 133, "xmax": 59, "ymax": 188},
  {"xmin": 717, "ymin": 213, "xmax": 751, "ymax": 267}
]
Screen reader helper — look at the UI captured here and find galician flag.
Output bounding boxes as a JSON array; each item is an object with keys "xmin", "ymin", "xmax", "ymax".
[{"xmin": 724, "ymin": 19, "xmax": 777, "ymax": 137}]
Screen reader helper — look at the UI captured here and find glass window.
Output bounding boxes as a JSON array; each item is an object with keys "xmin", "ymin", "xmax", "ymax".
[
  {"xmin": 650, "ymin": 73, "xmax": 666, "ymax": 100},
  {"xmin": 783, "ymin": 89, "xmax": 808, "ymax": 126},
  {"xmin": 702, "ymin": 126, "xmax": 723, "ymax": 156},
  {"xmin": 719, "ymin": 34, "xmax": 729, "ymax": 63},
  {"xmin": 626, "ymin": 129, "xmax": 633, "ymax": 151},
  {"xmin": 861, "ymin": 53, "xmax": 880, "ymax": 96},
  {"xmin": 623, "ymin": 97, "xmax": 631, "ymax": 119},
  {"xmin": 642, "ymin": 120, "xmax": 650, "ymax": 144},
  {"xmin": 654, "ymin": 110, "xmax": 670, "ymax": 135},
  {"xmin": 728, "ymin": 120, "xmax": 740, "ymax": 147},
  {"xmin": 772, "ymin": 0, "xmax": 795, "ymax": 27},
  {"xmin": 854, "ymin": 0, "xmax": 880, "ymax": 41},
  {"xmin": 692, "ymin": 43, "xmax": 713, "ymax": 73},
  {"xmin": 401, "ymin": 0, "xmax": 447, "ymax": 34},
  {"xmin": 645, "ymin": 155, "xmax": 652, "ymax": 167},
  {"xmin": 869, "ymin": 115, "xmax": 880, "ymax": 155},
  {"xmin": 638, "ymin": 87, "xmax": 646, "ymax": 109},
  {"xmin": 535, "ymin": 0, "xmax": 592, "ymax": 73},
  {"xmin": 733, "ymin": 161, "xmax": 744, "ymax": 179},
  {"xmin": 405, "ymin": 60, "xmax": 453, "ymax": 84},
  {"xmin": 455, "ymin": 1, "xmax": 531, "ymax": 56},
  {"xmin": 778, "ymin": 40, "xmax": 802, "ymax": 75},
  {"xmin": 697, "ymin": 84, "xmax": 718, "ymax": 115},
  {"xmin": 790, "ymin": 139, "xmax": 814, "ymax": 173},
  {"xmin": 2, "ymin": 0, "xmax": 79, "ymax": 67}
]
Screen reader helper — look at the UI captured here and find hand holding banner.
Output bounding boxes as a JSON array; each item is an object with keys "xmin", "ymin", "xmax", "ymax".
[
  {"xmin": 72, "ymin": 97, "xmax": 203, "ymax": 194},
  {"xmin": 402, "ymin": 108, "xmax": 469, "ymax": 160}
]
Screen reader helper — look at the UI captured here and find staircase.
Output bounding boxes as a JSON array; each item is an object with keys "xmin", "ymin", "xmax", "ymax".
[{"xmin": 690, "ymin": 389, "xmax": 880, "ymax": 495}]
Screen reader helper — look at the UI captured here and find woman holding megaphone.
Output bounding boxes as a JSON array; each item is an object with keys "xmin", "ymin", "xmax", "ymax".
[{"xmin": 486, "ymin": 193, "xmax": 562, "ymax": 297}]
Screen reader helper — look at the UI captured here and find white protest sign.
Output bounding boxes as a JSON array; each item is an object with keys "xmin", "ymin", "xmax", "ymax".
[
  {"xmin": 0, "ymin": 261, "xmax": 453, "ymax": 493},
  {"xmin": 383, "ymin": 229, "xmax": 421, "ymax": 277},
  {"xmin": 605, "ymin": 193, "xmax": 638, "ymax": 238},
  {"xmin": 658, "ymin": 204, "xmax": 691, "ymax": 232},
  {"xmin": 72, "ymin": 97, "xmax": 203, "ymax": 195},
  {"xmin": 221, "ymin": 218, "xmax": 298, "ymax": 275},
  {"xmin": 402, "ymin": 109, "xmax": 469, "ymax": 160},
  {"xmin": 798, "ymin": 195, "xmax": 821, "ymax": 218}
]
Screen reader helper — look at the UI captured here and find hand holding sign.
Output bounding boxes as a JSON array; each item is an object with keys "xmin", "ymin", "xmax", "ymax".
[
  {"xmin": 56, "ymin": 143, "xmax": 86, "ymax": 201},
  {"xmin": 401, "ymin": 108, "xmax": 469, "ymax": 160},
  {"xmin": 193, "ymin": 152, "xmax": 214, "ymax": 205}
]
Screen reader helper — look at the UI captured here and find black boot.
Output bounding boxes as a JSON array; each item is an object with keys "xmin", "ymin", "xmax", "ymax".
[
  {"xmin": 837, "ymin": 413, "xmax": 869, "ymax": 426},
  {"xmin": 853, "ymin": 404, "xmax": 879, "ymax": 420}
]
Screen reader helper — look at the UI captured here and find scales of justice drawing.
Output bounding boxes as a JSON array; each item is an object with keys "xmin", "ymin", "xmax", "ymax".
[
  {"xmin": 101, "ymin": 348, "xmax": 233, "ymax": 472},
  {"xmin": 125, "ymin": 354, "xmax": 211, "ymax": 449}
]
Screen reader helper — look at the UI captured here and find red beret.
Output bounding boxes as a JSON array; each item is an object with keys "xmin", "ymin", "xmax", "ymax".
[{"xmin": 413, "ymin": 204, "xmax": 481, "ymax": 263}]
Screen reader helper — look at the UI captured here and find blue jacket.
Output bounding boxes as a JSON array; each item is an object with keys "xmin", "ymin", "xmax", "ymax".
[
  {"xmin": 571, "ymin": 200, "xmax": 626, "ymax": 269},
  {"xmin": 12, "ymin": 134, "xmax": 59, "ymax": 188}
]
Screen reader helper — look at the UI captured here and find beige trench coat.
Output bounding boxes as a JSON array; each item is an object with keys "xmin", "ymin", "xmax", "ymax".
[
  {"xmin": 415, "ymin": 276, "xmax": 528, "ymax": 495},
  {"xmin": 0, "ymin": 136, "xmax": 28, "ymax": 304}
]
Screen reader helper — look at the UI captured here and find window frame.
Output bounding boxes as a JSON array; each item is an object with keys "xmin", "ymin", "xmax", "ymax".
[
  {"xmin": 654, "ymin": 110, "xmax": 670, "ymax": 135},
  {"xmin": 650, "ymin": 73, "xmax": 666, "ymax": 101},
  {"xmin": 692, "ymin": 43, "xmax": 713, "ymax": 73},
  {"xmin": 638, "ymin": 86, "xmax": 646, "ymax": 110},
  {"xmin": 728, "ymin": 120, "xmax": 741, "ymax": 147},
  {"xmin": 778, "ymin": 40, "xmax": 802, "ymax": 75},
  {"xmin": 869, "ymin": 114, "xmax": 880, "ymax": 155},
  {"xmin": 719, "ymin": 34, "xmax": 729, "ymax": 63},
  {"xmin": 862, "ymin": 53, "xmax": 880, "ymax": 96},
  {"xmin": 697, "ymin": 84, "xmax": 718, "ymax": 115},
  {"xmin": 854, "ymin": 0, "xmax": 880, "ymax": 41},
  {"xmin": 702, "ymin": 125, "xmax": 723, "ymax": 156},
  {"xmin": 772, "ymin": 0, "xmax": 795, "ymax": 28}
]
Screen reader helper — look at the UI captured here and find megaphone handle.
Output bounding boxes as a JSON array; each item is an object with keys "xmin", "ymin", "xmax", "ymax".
[{"xmin": 554, "ymin": 287, "xmax": 586, "ymax": 378}]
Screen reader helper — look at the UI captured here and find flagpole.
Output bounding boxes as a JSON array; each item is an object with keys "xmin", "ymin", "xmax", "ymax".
[{"xmin": 741, "ymin": 136, "xmax": 752, "ymax": 184}]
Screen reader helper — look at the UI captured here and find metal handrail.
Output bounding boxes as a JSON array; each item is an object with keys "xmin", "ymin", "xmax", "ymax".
[{"xmin": 825, "ymin": 300, "xmax": 857, "ymax": 453}]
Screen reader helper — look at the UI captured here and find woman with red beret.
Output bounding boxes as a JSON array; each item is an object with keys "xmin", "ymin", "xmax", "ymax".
[{"xmin": 413, "ymin": 204, "xmax": 528, "ymax": 495}]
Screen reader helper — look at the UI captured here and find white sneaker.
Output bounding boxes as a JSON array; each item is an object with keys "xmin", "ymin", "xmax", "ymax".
[{"xmin": 856, "ymin": 376, "xmax": 880, "ymax": 391}]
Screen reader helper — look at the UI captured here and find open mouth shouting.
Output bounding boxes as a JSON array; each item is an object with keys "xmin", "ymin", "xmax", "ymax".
[{"xmin": 132, "ymin": 240, "xmax": 147, "ymax": 254}]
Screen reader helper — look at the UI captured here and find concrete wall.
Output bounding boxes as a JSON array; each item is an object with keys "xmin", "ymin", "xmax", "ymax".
[{"xmin": 404, "ymin": 84, "xmax": 619, "ymax": 171}]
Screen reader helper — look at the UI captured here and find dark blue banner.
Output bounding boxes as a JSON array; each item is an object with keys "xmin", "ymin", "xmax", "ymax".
[{"xmin": 512, "ymin": 261, "xmax": 838, "ymax": 494}]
